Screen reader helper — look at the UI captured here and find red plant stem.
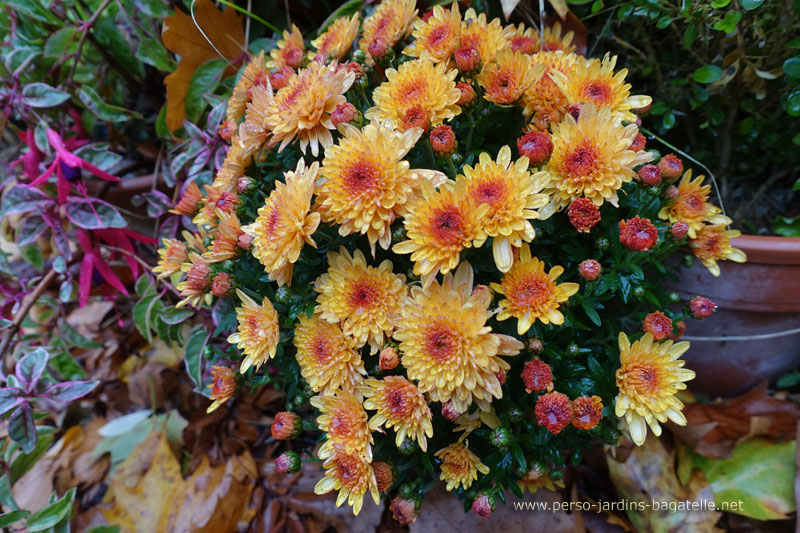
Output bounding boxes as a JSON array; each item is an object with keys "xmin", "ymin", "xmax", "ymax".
[{"xmin": 0, "ymin": 268, "xmax": 58, "ymax": 360}]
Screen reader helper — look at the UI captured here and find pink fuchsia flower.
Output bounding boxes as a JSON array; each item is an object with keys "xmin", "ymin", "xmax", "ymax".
[
  {"xmin": 76, "ymin": 230, "xmax": 136, "ymax": 307},
  {"xmin": 26, "ymin": 129, "xmax": 120, "ymax": 204}
]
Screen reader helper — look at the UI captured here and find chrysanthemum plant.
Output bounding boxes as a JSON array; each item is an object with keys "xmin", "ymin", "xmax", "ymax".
[{"xmin": 155, "ymin": 1, "xmax": 746, "ymax": 521}]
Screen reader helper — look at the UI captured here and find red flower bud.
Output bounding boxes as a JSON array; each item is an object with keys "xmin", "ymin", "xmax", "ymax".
[
  {"xmin": 390, "ymin": 497, "xmax": 418, "ymax": 524},
  {"xmin": 637, "ymin": 164, "xmax": 662, "ymax": 187},
  {"xmin": 274, "ymin": 451, "xmax": 301, "ymax": 473},
  {"xmin": 527, "ymin": 337, "xmax": 544, "ymax": 353},
  {"xmin": 669, "ymin": 320, "xmax": 687, "ymax": 340},
  {"xmin": 237, "ymin": 176, "xmax": 251, "ymax": 193},
  {"xmin": 373, "ymin": 461, "xmax": 394, "ymax": 492},
  {"xmin": 472, "ymin": 492, "xmax": 497, "ymax": 519},
  {"xmin": 456, "ymin": 81, "xmax": 476, "ymax": 106},
  {"xmin": 368, "ymin": 36, "xmax": 390, "ymax": 61},
  {"xmin": 658, "ymin": 154, "xmax": 684, "ymax": 180},
  {"xmin": 665, "ymin": 184, "xmax": 680, "ymax": 200},
  {"xmin": 670, "ymin": 221, "xmax": 689, "ymax": 240},
  {"xmin": 379, "ymin": 346, "xmax": 399, "ymax": 370},
  {"xmin": 619, "ymin": 216, "xmax": 659, "ymax": 251},
  {"xmin": 535, "ymin": 391, "xmax": 573, "ymax": 435},
  {"xmin": 270, "ymin": 66, "xmax": 294, "ymax": 90},
  {"xmin": 237, "ymin": 233, "xmax": 252, "ymax": 250},
  {"xmin": 629, "ymin": 132, "xmax": 646, "ymax": 152},
  {"xmin": 331, "ymin": 102, "xmax": 359, "ymax": 128},
  {"xmin": 517, "ymin": 131, "xmax": 553, "ymax": 166},
  {"xmin": 521, "ymin": 358, "xmax": 553, "ymax": 393},
  {"xmin": 568, "ymin": 198, "xmax": 601, "ymax": 233},
  {"xmin": 571, "ymin": 395, "xmax": 603, "ymax": 430},
  {"xmin": 271, "ymin": 412, "xmax": 302, "ymax": 440},
  {"xmin": 578, "ymin": 259, "xmax": 602, "ymax": 281},
  {"xmin": 454, "ymin": 45, "xmax": 481, "ymax": 72},
  {"xmin": 495, "ymin": 369, "xmax": 507, "ymax": 386},
  {"xmin": 689, "ymin": 296, "xmax": 717, "ymax": 319},
  {"xmin": 211, "ymin": 272, "xmax": 233, "ymax": 298},
  {"xmin": 642, "ymin": 311, "xmax": 673, "ymax": 340},
  {"xmin": 441, "ymin": 401, "xmax": 461, "ymax": 420},
  {"xmin": 430, "ymin": 125, "xmax": 457, "ymax": 155},
  {"xmin": 400, "ymin": 105, "xmax": 430, "ymax": 133},
  {"xmin": 218, "ymin": 119, "xmax": 236, "ymax": 142}
]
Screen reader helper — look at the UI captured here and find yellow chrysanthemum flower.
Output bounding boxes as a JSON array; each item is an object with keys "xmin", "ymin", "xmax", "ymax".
[
  {"xmin": 193, "ymin": 184, "xmax": 239, "ymax": 227},
  {"xmin": 363, "ymin": 376, "xmax": 433, "ymax": 451},
  {"xmin": 689, "ymin": 224, "xmax": 747, "ymax": 277},
  {"xmin": 294, "ymin": 314, "xmax": 366, "ymax": 395},
  {"xmin": 615, "ymin": 332, "xmax": 695, "ymax": 446},
  {"xmin": 176, "ymin": 253, "xmax": 211, "ymax": 308},
  {"xmin": 265, "ymin": 61, "xmax": 355, "ymax": 156},
  {"xmin": 435, "ymin": 441, "xmax": 489, "ymax": 491},
  {"xmin": 315, "ymin": 247, "xmax": 407, "ymax": 353},
  {"xmin": 658, "ymin": 170, "xmax": 731, "ymax": 238},
  {"xmin": 227, "ymin": 51, "xmax": 268, "ymax": 122},
  {"xmin": 533, "ymin": 22, "xmax": 576, "ymax": 54},
  {"xmin": 311, "ymin": 390, "xmax": 374, "ymax": 460},
  {"xmin": 366, "ymin": 55, "xmax": 461, "ymax": 131},
  {"xmin": 266, "ymin": 24, "xmax": 305, "ymax": 70},
  {"xmin": 153, "ymin": 238, "xmax": 187, "ymax": 279},
  {"xmin": 310, "ymin": 13, "xmax": 360, "ymax": 61},
  {"xmin": 521, "ymin": 51, "xmax": 578, "ymax": 127},
  {"xmin": 359, "ymin": 0, "xmax": 417, "ymax": 63},
  {"xmin": 314, "ymin": 450, "xmax": 380, "ymax": 516},
  {"xmin": 394, "ymin": 262, "xmax": 523, "ymax": 413},
  {"xmin": 477, "ymin": 49, "xmax": 544, "ymax": 105},
  {"xmin": 550, "ymin": 53, "xmax": 651, "ymax": 124},
  {"xmin": 542, "ymin": 103, "xmax": 652, "ymax": 212},
  {"xmin": 239, "ymin": 85, "xmax": 274, "ymax": 162},
  {"xmin": 203, "ymin": 209, "xmax": 242, "ymax": 263},
  {"xmin": 459, "ymin": 145, "xmax": 550, "ymax": 272},
  {"xmin": 315, "ymin": 120, "xmax": 446, "ymax": 252},
  {"xmin": 517, "ymin": 464, "xmax": 565, "ymax": 493},
  {"xmin": 212, "ymin": 132, "xmax": 256, "ymax": 192},
  {"xmin": 460, "ymin": 8, "xmax": 513, "ymax": 64},
  {"xmin": 402, "ymin": 3, "xmax": 461, "ymax": 62},
  {"xmin": 243, "ymin": 159, "xmax": 320, "ymax": 287},
  {"xmin": 227, "ymin": 289, "xmax": 280, "ymax": 373},
  {"xmin": 491, "ymin": 244, "xmax": 579, "ymax": 334},
  {"xmin": 393, "ymin": 179, "xmax": 489, "ymax": 287}
]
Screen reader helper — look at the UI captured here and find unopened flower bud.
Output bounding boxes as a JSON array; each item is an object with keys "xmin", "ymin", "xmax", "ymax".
[
  {"xmin": 527, "ymin": 337, "xmax": 543, "ymax": 353},
  {"xmin": 454, "ymin": 45, "xmax": 480, "ymax": 72},
  {"xmin": 567, "ymin": 343, "xmax": 580, "ymax": 356},
  {"xmin": 490, "ymin": 427, "xmax": 511, "ymax": 449},
  {"xmin": 671, "ymin": 221, "xmax": 689, "ymax": 240},
  {"xmin": 629, "ymin": 132, "xmax": 646, "ymax": 152},
  {"xmin": 398, "ymin": 437, "xmax": 418, "ymax": 455},
  {"xmin": 368, "ymin": 36, "xmax": 390, "ymax": 61},
  {"xmin": 237, "ymin": 233, "xmax": 252, "ymax": 250},
  {"xmin": 572, "ymin": 395, "xmax": 603, "ymax": 430},
  {"xmin": 237, "ymin": 176, "xmax": 252, "ymax": 193},
  {"xmin": 379, "ymin": 346, "xmax": 400, "ymax": 370},
  {"xmin": 669, "ymin": 320, "xmax": 687, "ymax": 340},
  {"xmin": 619, "ymin": 216, "xmax": 659, "ymax": 251},
  {"xmin": 535, "ymin": 391, "xmax": 573, "ymax": 435},
  {"xmin": 637, "ymin": 164, "xmax": 662, "ymax": 187},
  {"xmin": 430, "ymin": 124, "xmax": 457, "ymax": 155},
  {"xmin": 270, "ymin": 66, "xmax": 294, "ymax": 90},
  {"xmin": 352, "ymin": 49, "xmax": 366, "ymax": 63},
  {"xmin": 517, "ymin": 131, "xmax": 553, "ymax": 166},
  {"xmin": 331, "ymin": 102, "xmax": 360, "ymax": 128},
  {"xmin": 472, "ymin": 492, "xmax": 497, "ymax": 519},
  {"xmin": 373, "ymin": 461, "xmax": 394, "ymax": 492},
  {"xmin": 441, "ymin": 401, "xmax": 461, "ymax": 420},
  {"xmin": 521, "ymin": 358, "xmax": 553, "ymax": 393},
  {"xmin": 456, "ymin": 81, "xmax": 476, "ymax": 106},
  {"xmin": 658, "ymin": 154, "xmax": 684, "ymax": 180},
  {"xmin": 568, "ymin": 103, "xmax": 583, "ymax": 121},
  {"xmin": 218, "ymin": 119, "xmax": 236, "ymax": 141},
  {"xmin": 507, "ymin": 407, "xmax": 523, "ymax": 423},
  {"xmin": 578, "ymin": 259, "xmax": 602, "ymax": 281},
  {"xmin": 568, "ymin": 198, "xmax": 601, "ymax": 233},
  {"xmin": 642, "ymin": 311, "xmax": 672, "ymax": 340},
  {"xmin": 211, "ymin": 272, "xmax": 233, "ymax": 297},
  {"xmin": 665, "ymin": 185, "xmax": 680, "ymax": 200},
  {"xmin": 391, "ymin": 497, "xmax": 418, "ymax": 524},
  {"xmin": 271, "ymin": 412, "xmax": 302, "ymax": 440},
  {"xmin": 494, "ymin": 369, "xmax": 507, "ymax": 386},
  {"xmin": 689, "ymin": 296, "xmax": 717, "ymax": 319},
  {"xmin": 274, "ymin": 451, "xmax": 301, "ymax": 474},
  {"xmin": 400, "ymin": 105, "xmax": 430, "ymax": 133}
]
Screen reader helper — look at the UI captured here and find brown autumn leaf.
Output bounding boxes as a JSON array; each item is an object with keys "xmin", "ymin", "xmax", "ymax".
[
  {"xmin": 161, "ymin": 0, "xmax": 245, "ymax": 131},
  {"xmin": 99, "ymin": 429, "xmax": 257, "ymax": 532},
  {"xmin": 607, "ymin": 435, "xmax": 722, "ymax": 533},
  {"xmin": 671, "ymin": 383, "xmax": 800, "ymax": 458}
]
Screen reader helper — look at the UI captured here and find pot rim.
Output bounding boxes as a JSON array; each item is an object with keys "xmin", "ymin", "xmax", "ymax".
[{"xmin": 732, "ymin": 234, "xmax": 800, "ymax": 265}]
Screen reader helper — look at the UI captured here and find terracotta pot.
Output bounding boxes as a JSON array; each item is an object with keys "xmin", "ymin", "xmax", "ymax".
[{"xmin": 670, "ymin": 235, "xmax": 800, "ymax": 397}]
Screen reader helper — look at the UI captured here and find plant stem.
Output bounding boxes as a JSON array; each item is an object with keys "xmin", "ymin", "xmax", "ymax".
[
  {"xmin": 64, "ymin": 0, "xmax": 113, "ymax": 91},
  {"xmin": 445, "ymin": 154, "xmax": 458, "ymax": 178},
  {"xmin": 425, "ymin": 139, "xmax": 436, "ymax": 168},
  {"xmin": 0, "ymin": 268, "xmax": 59, "ymax": 360}
]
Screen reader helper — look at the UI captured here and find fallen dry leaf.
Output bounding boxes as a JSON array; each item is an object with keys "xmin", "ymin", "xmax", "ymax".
[
  {"xmin": 162, "ymin": 0, "xmax": 245, "ymax": 131},
  {"xmin": 671, "ymin": 383, "xmax": 800, "ymax": 458},
  {"xmin": 607, "ymin": 435, "xmax": 722, "ymax": 533},
  {"xmin": 99, "ymin": 429, "xmax": 257, "ymax": 532}
]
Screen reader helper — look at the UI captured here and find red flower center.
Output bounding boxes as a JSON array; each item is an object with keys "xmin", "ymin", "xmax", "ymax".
[
  {"xmin": 344, "ymin": 160, "xmax": 379, "ymax": 195},
  {"xmin": 582, "ymin": 82, "xmax": 612, "ymax": 105},
  {"xmin": 430, "ymin": 206, "xmax": 464, "ymax": 246},
  {"xmin": 508, "ymin": 273, "xmax": 551, "ymax": 310},
  {"xmin": 348, "ymin": 280, "xmax": 378, "ymax": 310},
  {"xmin": 472, "ymin": 178, "xmax": 506, "ymax": 208},
  {"xmin": 423, "ymin": 323, "xmax": 458, "ymax": 362},
  {"xmin": 563, "ymin": 142, "xmax": 598, "ymax": 178}
]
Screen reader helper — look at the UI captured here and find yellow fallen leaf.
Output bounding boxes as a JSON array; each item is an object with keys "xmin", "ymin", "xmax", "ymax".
[{"xmin": 161, "ymin": 0, "xmax": 245, "ymax": 131}]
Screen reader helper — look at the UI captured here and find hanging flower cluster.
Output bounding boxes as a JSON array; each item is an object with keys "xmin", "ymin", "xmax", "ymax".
[{"xmin": 155, "ymin": 0, "xmax": 744, "ymax": 521}]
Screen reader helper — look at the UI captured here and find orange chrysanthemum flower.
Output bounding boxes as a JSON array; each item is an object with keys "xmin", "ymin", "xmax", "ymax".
[
  {"xmin": 363, "ymin": 376, "xmax": 433, "ymax": 451},
  {"xmin": 394, "ymin": 179, "xmax": 489, "ymax": 286},
  {"xmin": 171, "ymin": 181, "xmax": 203, "ymax": 216},
  {"xmin": 204, "ymin": 209, "xmax": 243, "ymax": 263},
  {"xmin": 264, "ymin": 62, "xmax": 355, "ymax": 156},
  {"xmin": 311, "ymin": 390, "xmax": 374, "ymax": 460},
  {"xmin": 458, "ymin": 145, "xmax": 550, "ymax": 272},
  {"xmin": 311, "ymin": 14, "xmax": 360, "ymax": 61},
  {"xmin": 366, "ymin": 56, "xmax": 461, "ymax": 131},
  {"xmin": 533, "ymin": 22, "xmax": 576, "ymax": 54},
  {"xmin": 615, "ymin": 332, "xmax": 695, "ymax": 446},
  {"xmin": 227, "ymin": 289, "xmax": 280, "ymax": 373},
  {"xmin": 491, "ymin": 244, "xmax": 579, "ymax": 334},
  {"xmin": 193, "ymin": 184, "xmax": 239, "ymax": 227},
  {"xmin": 314, "ymin": 450, "xmax": 380, "ymax": 516},
  {"xmin": 315, "ymin": 120, "xmax": 446, "ymax": 252},
  {"xmin": 359, "ymin": 0, "xmax": 417, "ymax": 63},
  {"xmin": 550, "ymin": 53, "xmax": 651, "ymax": 124},
  {"xmin": 294, "ymin": 314, "xmax": 366, "ymax": 395},
  {"xmin": 460, "ymin": 8, "xmax": 513, "ymax": 65},
  {"xmin": 176, "ymin": 253, "xmax": 211, "ymax": 308},
  {"xmin": 212, "ymin": 135, "xmax": 254, "ymax": 192},
  {"xmin": 542, "ymin": 103, "xmax": 651, "ymax": 212},
  {"xmin": 315, "ymin": 247, "xmax": 407, "ymax": 353},
  {"xmin": 658, "ymin": 170, "xmax": 731, "ymax": 238},
  {"xmin": 689, "ymin": 224, "xmax": 747, "ymax": 277},
  {"xmin": 267, "ymin": 24, "xmax": 305, "ymax": 70},
  {"xmin": 394, "ymin": 262, "xmax": 523, "ymax": 413},
  {"xmin": 402, "ymin": 3, "xmax": 461, "ymax": 62},
  {"xmin": 505, "ymin": 23, "xmax": 538, "ymax": 54},
  {"xmin": 227, "ymin": 51, "xmax": 268, "ymax": 122},
  {"xmin": 243, "ymin": 159, "xmax": 320, "ymax": 286},
  {"xmin": 434, "ymin": 441, "xmax": 489, "ymax": 491},
  {"xmin": 153, "ymin": 238, "xmax": 187, "ymax": 279},
  {"xmin": 521, "ymin": 51, "xmax": 578, "ymax": 127},
  {"xmin": 477, "ymin": 49, "xmax": 544, "ymax": 105},
  {"xmin": 207, "ymin": 366, "xmax": 237, "ymax": 413}
]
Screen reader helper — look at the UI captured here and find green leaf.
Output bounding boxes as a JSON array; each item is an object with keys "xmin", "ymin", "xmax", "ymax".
[
  {"xmin": 20, "ymin": 243, "xmax": 44, "ymax": 271},
  {"xmin": 25, "ymin": 488, "xmax": 76, "ymax": 532},
  {"xmin": 156, "ymin": 103, "xmax": 170, "ymax": 139},
  {"xmin": 0, "ymin": 510, "xmax": 30, "ymax": 528},
  {"xmin": 691, "ymin": 438, "xmax": 795, "ymax": 520},
  {"xmin": 77, "ymin": 86, "xmax": 142, "ymax": 122},
  {"xmin": 136, "ymin": 37, "xmax": 176, "ymax": 72},
  {"xmin": 784, "ymin": 58, "xmax": 800, "ymax": 79},
  {"xmin": 86, "ymin": 527, "xmax": 122, "ymax": 533},
  {"xmin": 786, "ymin": 88, "xmax": 800, "ymax": 116},
  {"xmin": 60, "ymin": 322, "xmax": 103, "ymax": 349},
  {"xmin": 0, "ymin": 475, "xmax": 19, "ymax": 510},
  {"xmin": 44, "ymin": 27, "xmax": 78, "ymax": 58},
  {"xmin": 133, "ymin": 294, "xmax": 162, "ymax": 343},
  {"xmin": 662, "ymin": 110, "xmax": 676, "ymax": 130},
  {"xmin": 740, "ymin": 0, "xmax": 764, "ymax": 8},
  {"xmin": 93, "ymin": 17, "xmax": 144, "ymax": 79},
  {"xmin": 711, "ymin": 0, "xmax": 730, "ymax": 7},
  {"xmin": 64, "ymin": 198, "xmax": 127, "ymax": 229},
  {"xmin": 0, "ymin": 186, "xmax": 53, "ymax": 218},
  {"xmin": 656, "ymin": 16, "xmax": 671, "ymax": 29},
  {"xmin": 160, "ymin": 307, "xmax": 194, "ymax": 325},
  {"xmin": 21, "ymin": 83, "xmax": 70, "ymax": 108},
  {"xmin": 581, "ymin": 301, "xmax": 602, "ymax": 326},
  {"xmin": 713, "ymin": 10, "xmax": 741, "ymax": 32},
  {"xmin": 776, "ymin": 372, "xmax": 800, "ymax": 388},
  {"xmin": 185, "ymin": 326, "xmax": 209, "ymax": 390},
  {"xmin": 8, "ymin": 405, "xmax": 36, "ymax": 453},
  {"xmin": 137, "ymin": 0, "xmax": 172, "ymax": 17},
  {"xmin": 772, "ymin": 216, "xmax": 800, "ymax": 237},
  {"xmin": 692, "ymin": 65, "xmax": 723, "ymax": 84},
  {"xmin": 185, "ymin": 59, "xmax": 228, "ymax": 123}
]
